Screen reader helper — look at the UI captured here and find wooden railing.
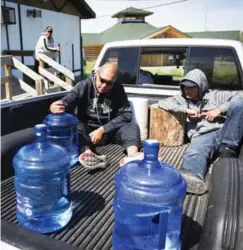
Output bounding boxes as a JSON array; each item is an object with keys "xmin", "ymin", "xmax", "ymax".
[
  {"xmin": 1, "ymin": 55, "xmax": 44, "ymax": 101},
  {"xmin": 1, "ymin": 52, "xmax": 75, "ymax": 102},
  {"xmin": 38, "ymin": 52, "xmax": 74, "ymax": 91}
]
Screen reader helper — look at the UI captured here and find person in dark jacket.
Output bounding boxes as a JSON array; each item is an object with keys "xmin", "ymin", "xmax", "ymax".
[
  {"xmin": 50, "ymin": 63, "xmax": 141, "ymax": 169},
  {"xmin": 159, "ymin": 68, "xmax": 243, "ymax": 195}
]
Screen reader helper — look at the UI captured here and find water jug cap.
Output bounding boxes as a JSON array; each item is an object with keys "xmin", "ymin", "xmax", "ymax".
[
  {"xmin": 43, "ymin": 113, "xmax": 79, "ymax": 127},
  {"xmin": 35, "ymin": 124, "xmax": 47, "ymax": 136},
  {"xmin": 144, "ymin": 139, "xmax": 160, "ymax": 147}
]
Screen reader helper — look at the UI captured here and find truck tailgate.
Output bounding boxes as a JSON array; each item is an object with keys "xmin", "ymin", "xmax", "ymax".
[{"xmin": 1, "ymin": 144, "xmax": 209, "ymax": 250}]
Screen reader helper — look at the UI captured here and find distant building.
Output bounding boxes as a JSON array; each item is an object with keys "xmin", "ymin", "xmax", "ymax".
[
  {"xmin": 83, "ymin": 7, "xmax": 190, "ymax": 61},
  {"xmin": 1, "ymin": 0, "xmax": 95, "ymax": 77},
  {"xmin": 83, "ymin": 7, "xmax": 243, "ymax": 62},
  {"xmin": 187, "ymin": 30, "xmax": 243, "ymax": 42}
]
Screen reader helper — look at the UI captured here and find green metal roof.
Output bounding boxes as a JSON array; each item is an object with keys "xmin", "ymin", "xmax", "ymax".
[
  {"xmin": 102, "ymin": 22, "xmax": 157, "ymax": 43},
  {"xmin": 83, "ymin": 22, "xmax": 158, "ymax": 45},
  {"xmin": 112, "ymin": 7, "xmax": 153, "ymax": 18},
  {"xmin": 187, "ymin": 30, "xmax": 243, "ymax": 41},
  {"xmin": 82, "ymin": 33, "xmax": 102, "ymax": 45}
]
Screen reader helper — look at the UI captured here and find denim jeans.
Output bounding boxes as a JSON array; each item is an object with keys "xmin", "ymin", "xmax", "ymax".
[{"xmin": 182, "ymin": 97, "xmax": 243, "ymax": 178}]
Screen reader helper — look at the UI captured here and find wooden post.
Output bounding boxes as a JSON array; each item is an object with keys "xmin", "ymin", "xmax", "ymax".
[
  {"xmin": 4, "ymin": 65, "xmax": 12, "ymax": 101},
  {"xmin": 35, "ymin": 79, "xmax": 44, "ymax": 96},
  {"xmin": 149, "ymin": 103, "xmax": 186, "ymax": 146},
  {"xmin": 65, "ymin": 76, "xmax": 73, "ymax": 87},
  {"xmin": 39, "ymin": 59, "xmax": 45, "ymax": 69}
]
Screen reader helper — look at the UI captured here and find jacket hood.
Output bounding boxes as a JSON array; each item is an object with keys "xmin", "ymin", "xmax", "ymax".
[{"xmin": 181, "ymin": 69, "xmax": 209, "ymax": 99}]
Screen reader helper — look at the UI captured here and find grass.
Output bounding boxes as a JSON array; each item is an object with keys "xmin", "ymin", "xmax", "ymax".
[
  {"xmin": 84, "ymin": 61, "xmax": 96, "ymax": 78},
  {"xmin": 84, "ymin": 60, "xmax": 238, "ymax": 83}
]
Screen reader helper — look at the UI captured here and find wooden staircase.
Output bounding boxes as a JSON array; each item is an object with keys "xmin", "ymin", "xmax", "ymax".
[{"xmin": 0, "ymin": 52, "xmax": 75, "ymax": 103}]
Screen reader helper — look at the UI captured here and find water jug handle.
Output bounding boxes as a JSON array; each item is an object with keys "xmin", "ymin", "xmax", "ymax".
[{"xmin": 152, "ymin": 212, "xmax": 168, "ymax": 249}]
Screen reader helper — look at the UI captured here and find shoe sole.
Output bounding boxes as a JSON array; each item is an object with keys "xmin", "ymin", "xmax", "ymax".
[{"xmin": 186, "ymin": 174, "xmax": 211, "ymax": 195}]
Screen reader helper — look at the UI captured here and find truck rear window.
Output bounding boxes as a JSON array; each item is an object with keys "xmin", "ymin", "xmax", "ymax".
[
  {"xmin": 188, "ymin": 47, "xmax": 242, "ymax": 90},
  {"xmin": 99, "ymin": 46, "xmax": 242, "ymax": 90}
]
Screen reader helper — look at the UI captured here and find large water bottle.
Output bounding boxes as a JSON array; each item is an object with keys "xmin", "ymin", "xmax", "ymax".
[
  {"xmin": 113, "ymin": 139, "xmax": 187, "ymax": 250},
  {"xmin": 43, "ymin": 112, "xmax": 79, "ymax": 166},
  {"xmin": 13, "ymin": 124, "xmax": 72, "ymax": 233}
]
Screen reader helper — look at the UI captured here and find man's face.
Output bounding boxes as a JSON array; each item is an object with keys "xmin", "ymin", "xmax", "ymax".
[
  {"xmin": 184, "ymin": 85, "xmax": 200, "ymax": 101},
  {"xmin": 96, "ymin": 70, "xmax": 116, "ymax": 94}
]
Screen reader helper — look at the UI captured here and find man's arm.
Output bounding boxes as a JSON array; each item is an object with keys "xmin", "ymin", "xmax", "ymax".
[
  {"xmin": 102, "ymin": 84, "xmax": 132, "ymax": 133},
  {"xmin": 43, "ymin": 37, "xmax": 57, "ymax": 52},
  {"xmin": 158, "ymin": 95, "xmax": 188, "ymax": 113},
  {"xmin": 215, "ymin": 90, "xmax": 243, "ymax": 114},
  {"xmin": 61, "ymin": 81, "xmax": 87, "ymax": 113}
]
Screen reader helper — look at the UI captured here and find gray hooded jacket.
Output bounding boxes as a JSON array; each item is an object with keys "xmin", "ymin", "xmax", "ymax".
[{"xmin": 158, "ymin": 69, "xmax": 243, "ymax": 139}]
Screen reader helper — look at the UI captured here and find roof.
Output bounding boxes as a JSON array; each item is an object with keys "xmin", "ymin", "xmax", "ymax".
[
  {"xmin": 82, "ymin": 33, "xmax": 102, "ymax": 45},
  {"xmin": 187, "ymin": 30, "xmax": 243, "ymax": 42},
  {"xmin": 6, "ymin": 0, "xmax": 95, "ymax": 18},
  {"xmin": 102, "ymin": 22, "xmax": 157, "ymax": 43},
  {"xmin": 112, "ymin": 7, "xmax": 153, "ymax": 18},
  {"xmin": 83, "ymin": 22, "xmax": 158, "ymax": 45}
]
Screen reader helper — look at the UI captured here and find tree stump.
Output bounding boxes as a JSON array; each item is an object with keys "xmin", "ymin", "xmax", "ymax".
[{"xmin": 149, "ymin": 103, "xmax": 186, "ymax": 146}]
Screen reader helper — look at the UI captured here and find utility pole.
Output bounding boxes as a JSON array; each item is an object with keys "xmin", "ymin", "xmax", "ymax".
[{"xmin": 204, "ymin": 0, "xmax": 208, "ymax": 31}]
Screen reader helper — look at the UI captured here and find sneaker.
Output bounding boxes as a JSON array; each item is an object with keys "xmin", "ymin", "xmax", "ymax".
[
  {"xmin": 218, "ymin": 145, "xmax": 238, "ymax": 158},
  {"xmin": 119, "ymin": 152, "xmax": 144, "ymax": 167},
  {"xmin": 79, "ymin": 149, "xmax": 107, "ymax": 170},
  {"xmin": 179, "ymin": 169, "xmax": 210, "ymax": 195}
]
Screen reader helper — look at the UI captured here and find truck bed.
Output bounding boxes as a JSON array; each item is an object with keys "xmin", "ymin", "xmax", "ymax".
[{"xmin": 1, "ymin": 143, "xmax": 209, "ymax": 250}]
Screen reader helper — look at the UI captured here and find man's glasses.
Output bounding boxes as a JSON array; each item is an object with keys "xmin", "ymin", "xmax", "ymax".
[{"xmin": 98, "ymin": 72, "xmax": 115, "ymax": 87}]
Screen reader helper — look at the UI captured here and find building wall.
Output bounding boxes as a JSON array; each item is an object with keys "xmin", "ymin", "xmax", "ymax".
[
  {"xmin": 1, "ymin": 1, "xmax": 82, "ymax": 78},
  {"xmin": 83, "ymin": 45, "xmax": 103, "ymax": 61}
]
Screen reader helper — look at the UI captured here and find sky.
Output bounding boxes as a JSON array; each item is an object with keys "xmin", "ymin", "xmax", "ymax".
[{"xmin": 81, "ymin": 0, "xmax": 243, "ymax": 33}]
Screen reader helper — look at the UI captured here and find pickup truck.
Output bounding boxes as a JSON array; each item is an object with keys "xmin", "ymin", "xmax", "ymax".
[{"xmin": 1, "ymin": 38, "xmax": 243, "ymax": 250}]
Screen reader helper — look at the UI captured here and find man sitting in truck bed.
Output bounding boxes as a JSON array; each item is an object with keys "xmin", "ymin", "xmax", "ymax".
[
  {"xmin": 158, "ymin": 68, "xmax": 243, "ymax": 195},
  {"xmin": 49, "ymin": 63, "xmax": 141, "ymax": 170}
]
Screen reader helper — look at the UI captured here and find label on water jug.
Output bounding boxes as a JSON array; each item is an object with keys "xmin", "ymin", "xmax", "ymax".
[{"xmin": 16, "ymin": 178, "xmax": 66, "ymax": 217}]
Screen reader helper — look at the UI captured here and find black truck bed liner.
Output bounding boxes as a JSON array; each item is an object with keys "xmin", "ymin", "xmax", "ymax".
[{"xmin": 1, "ymin": 144, "xmax": 209, "ymax": 250}]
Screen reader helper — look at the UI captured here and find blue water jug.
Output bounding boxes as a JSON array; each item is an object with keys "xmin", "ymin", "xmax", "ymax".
[
  {"xmin": 13, "ymin": 124, "xmax": 72, "ymax": 233},
  {"xmin": 113, "ymin": 139, "xmax": 187, "ymax": 250},
  {"xmin": 43, "ymin": 112, "xmax": 79, "ymax": 166}
]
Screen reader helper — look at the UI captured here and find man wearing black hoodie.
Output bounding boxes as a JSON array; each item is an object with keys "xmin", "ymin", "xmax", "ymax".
[{"xmin": 50, "ymin": 63, "xmax": 141, "ymax": 169}]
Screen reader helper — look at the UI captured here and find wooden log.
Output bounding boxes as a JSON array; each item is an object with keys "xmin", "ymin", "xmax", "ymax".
[
  {"xmin": 4, "ymin": 65, "xmax": 12, "ymax": 101},
  {"xmin": 149, "ymin": 103, "xmax": 186, "ymax": 146}
]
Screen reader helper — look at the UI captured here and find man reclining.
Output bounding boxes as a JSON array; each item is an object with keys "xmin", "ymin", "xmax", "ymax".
[{"xmin": 158, "ymin": 68, "xmax": 243, "ymax": 194}]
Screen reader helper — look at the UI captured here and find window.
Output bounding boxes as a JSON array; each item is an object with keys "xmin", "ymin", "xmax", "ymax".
[
  {"xmin": 139, "ymin": 47, "xmax": 187, "ymax": 86},
  {"xmin": 188, "ymin": 47, "xmax": 242, "ymax": 90},
  {"xmin": 1, "ymin": 6, "xmax": 16, "ymax": 25},
  {"xmin": 99, "ymin": 47, "xmax": 140, "ymax": 85}
]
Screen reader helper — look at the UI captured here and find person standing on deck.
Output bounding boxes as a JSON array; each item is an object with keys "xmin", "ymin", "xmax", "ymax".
[
  {"xmin": 49, "ymin": 63, "xmax": 142, "ymax": 170},
  {"xmin": 158, "ymin": 68, "xmax": 243, "ymax": 195},
  {"xmin": 34, "ymin": 26, "xmax": 60, "ymax": 73}
]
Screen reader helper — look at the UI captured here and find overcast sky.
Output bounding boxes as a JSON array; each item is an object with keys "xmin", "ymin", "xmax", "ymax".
[{"xmin": 81, "ymin": 0, "xmax": 243, "ymax": 33}]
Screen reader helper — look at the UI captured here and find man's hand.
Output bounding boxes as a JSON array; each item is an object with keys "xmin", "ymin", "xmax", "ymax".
[
  {"xmin": 50, "ymin": 100, "xmax": 65, "ymax": 113},
  {"xmin": 201, "ymin": 108, "xmax": 221, "ymax": 122},
  {"xmin": 89, "ymin": 127, "xmax": 105, "ymax": 145},
  {"xmin": 56, "ymin": 46, "xmax": 60, "ymax": 52},
  {"xmin": 186, "ymin": 109, "xmax": 201, "ymax": 118}
]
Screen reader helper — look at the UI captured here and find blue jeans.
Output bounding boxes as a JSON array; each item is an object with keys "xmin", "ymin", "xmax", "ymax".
[{"xmin": 182, "ymin": 98, "xmax": 243, "ymax": 178}]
